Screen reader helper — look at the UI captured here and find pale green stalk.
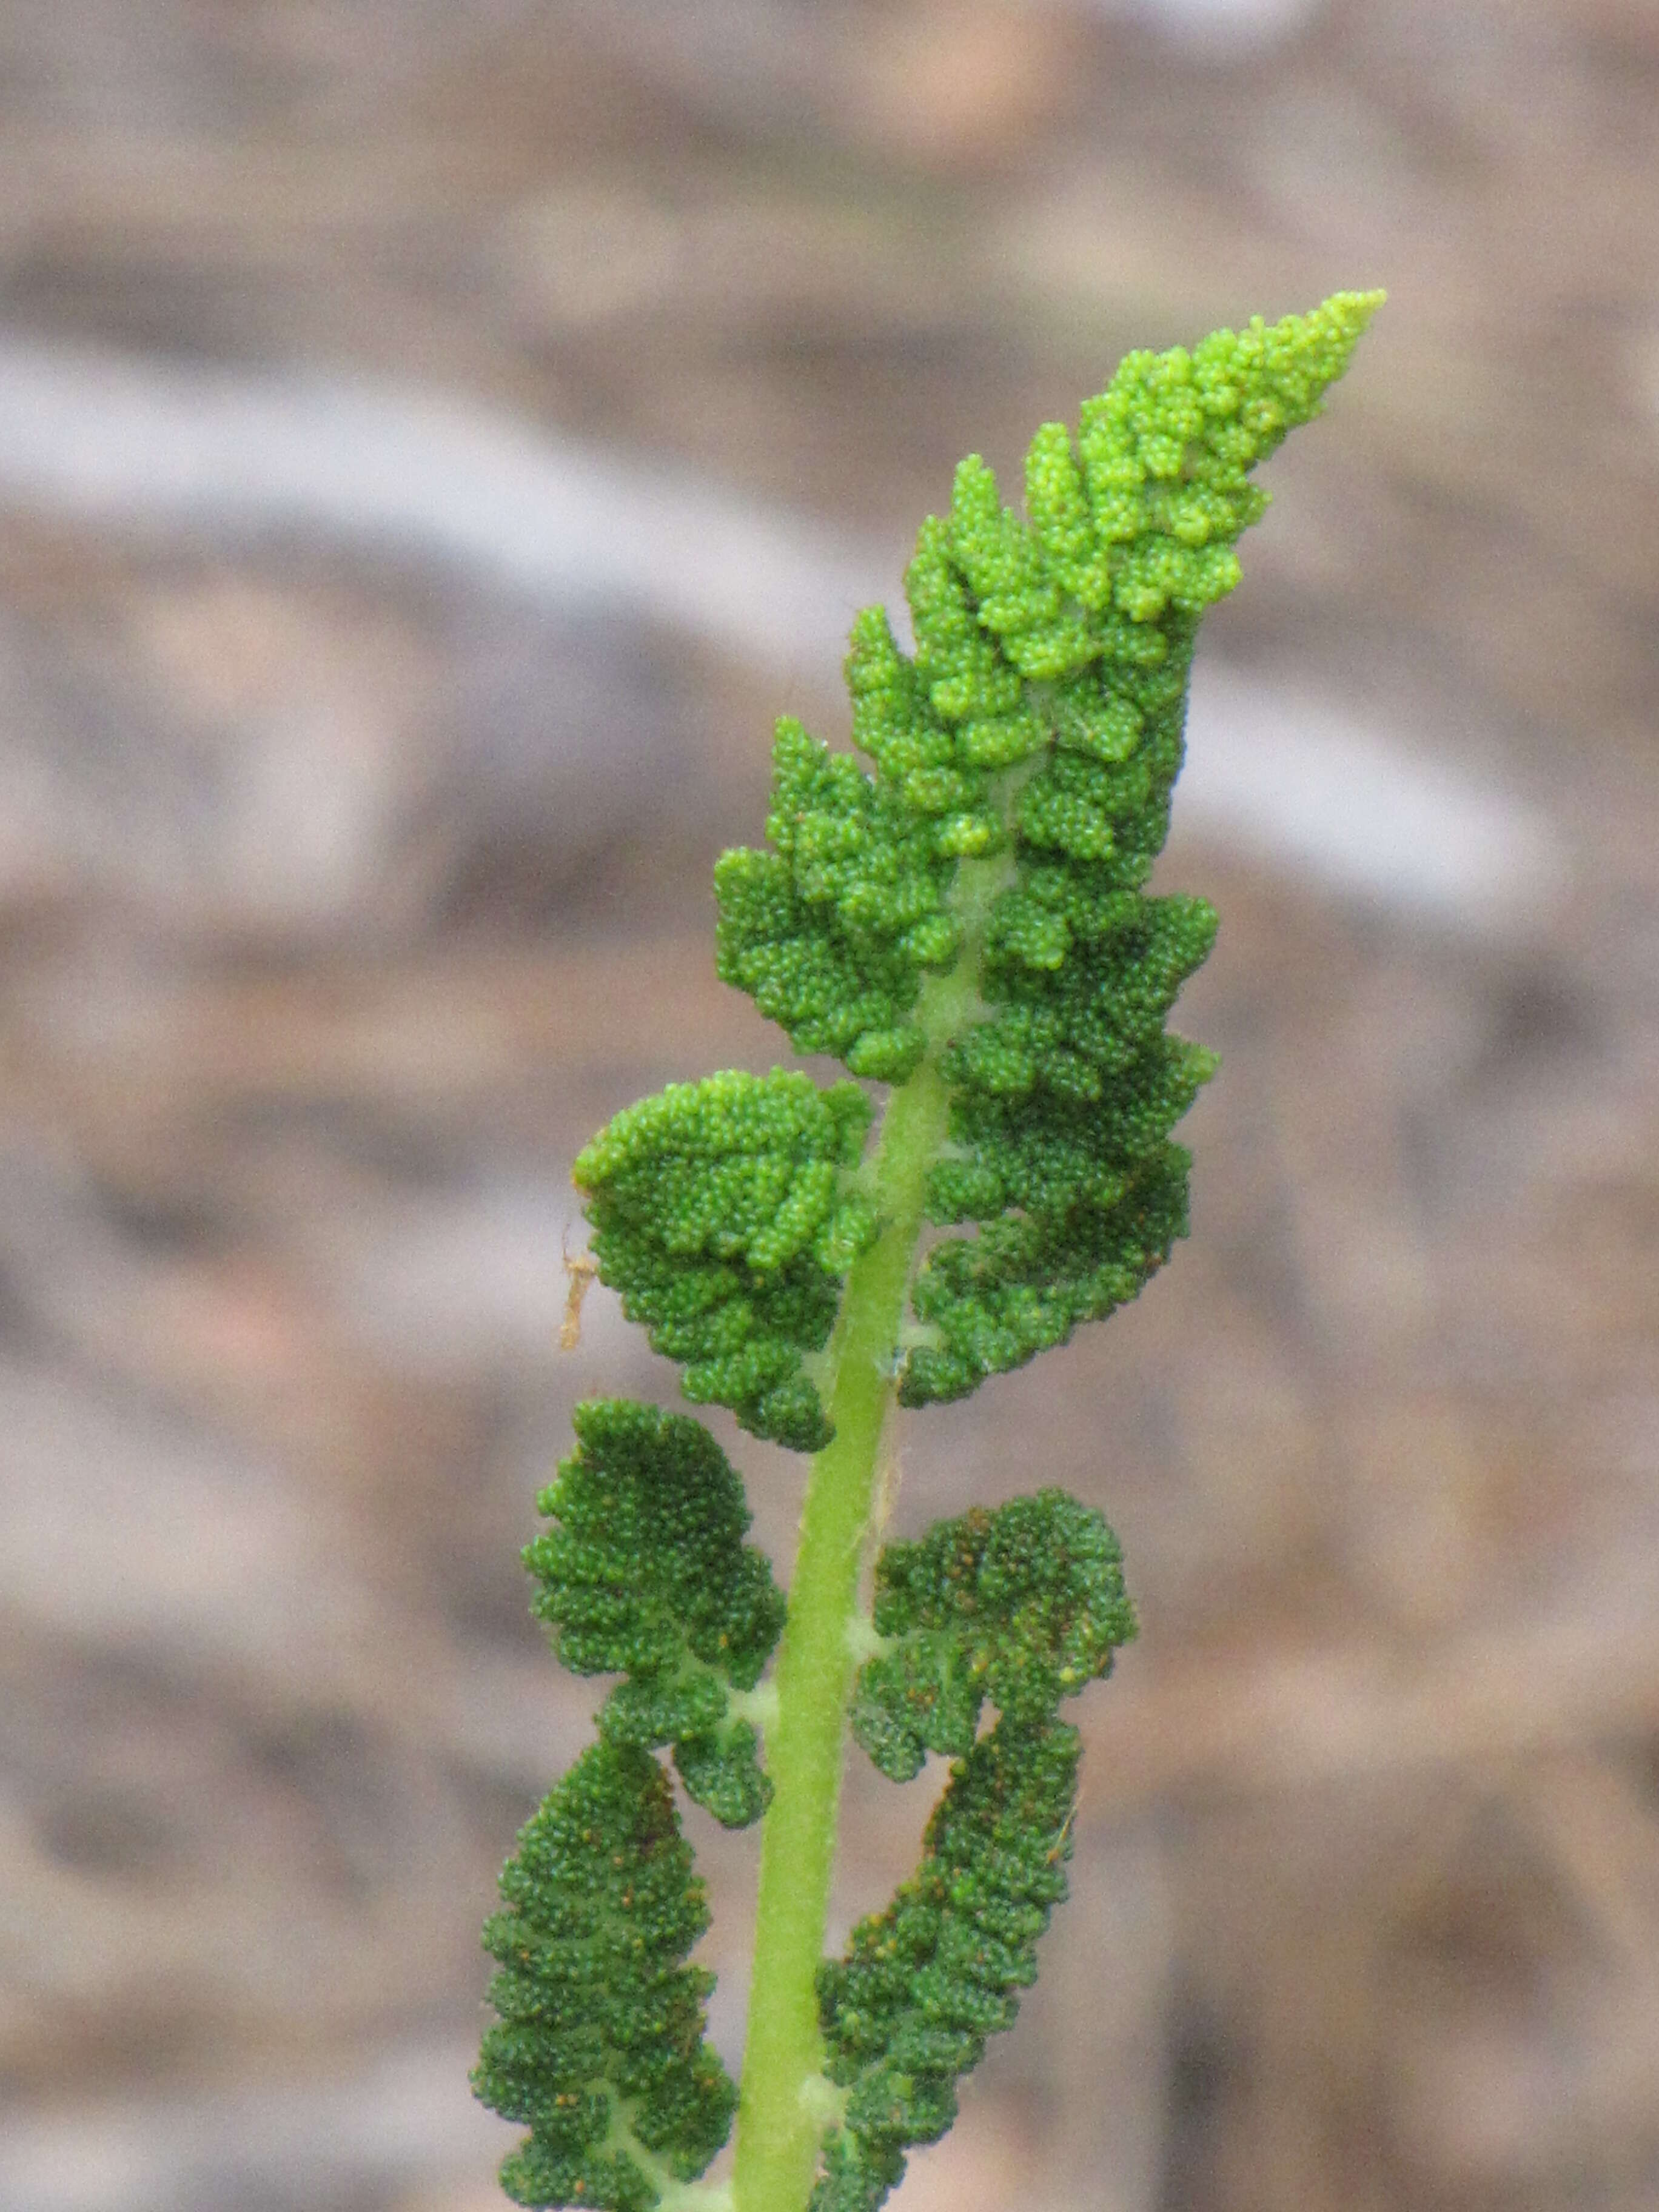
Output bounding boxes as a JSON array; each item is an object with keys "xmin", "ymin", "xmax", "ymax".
[{"xmin": 731, "ymin": 854, "xmax": 1010, "ymax": 2212}]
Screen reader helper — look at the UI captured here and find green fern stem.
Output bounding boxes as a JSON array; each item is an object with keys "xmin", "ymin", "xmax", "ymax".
[
  {"xmin": 732, "ymin": 1061, "xmax": 944, "ymax": 2212},
  {"xmin": 733, "ymin": 870, "xmax": 999, "ymax": 2212}
]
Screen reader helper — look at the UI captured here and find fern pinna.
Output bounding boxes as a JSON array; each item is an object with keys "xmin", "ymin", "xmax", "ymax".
[{"xmin": 474, "ymin": 293, "xmax": 1381, "ymax": 2212}]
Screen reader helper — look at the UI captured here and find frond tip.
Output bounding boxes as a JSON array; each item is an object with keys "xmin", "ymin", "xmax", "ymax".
[
  {"xmin": 715, "ymin": 292, "xmax": 1382, "ymax": 1408},
  {"xmin": 475, "ymin": 1741, "xmax": 737, "ymax": 2212}
]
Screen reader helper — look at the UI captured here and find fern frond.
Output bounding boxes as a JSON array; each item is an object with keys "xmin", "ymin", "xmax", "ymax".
[
  {"xmin": 475, "ymin": 1740, "xmax": 737, "ymax": 2211},
  {"xmin": 714, "ymin": 717, "xmax": 959, "ymax": 1084},
  {"xmin": 850, "ymin": 1490, "xmax": 1136, "ymax": 1782},
  {"xmin": 808, "ymin": 1491, "xmax": 1136, "ymax": 2211},
  {"xmin": 814, "ymin": 1718, "xmax": 1082, "ymax": 2212},
  {"xmin": 476, "ymin": 290, "xmax": 1379, "ymax": 2212},
  {"xmin": 526, "ymin": 1399, "xmax": 786, "ymax": 1826},
  {"xmin": 574, "ymin": 1070, "xmax": 879, "ymax": 1449}
]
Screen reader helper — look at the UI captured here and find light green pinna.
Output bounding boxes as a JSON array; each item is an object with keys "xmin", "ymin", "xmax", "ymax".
[{"xmin": 474, "ymin": 292, "xmax": 1381, "ymax": 2212}]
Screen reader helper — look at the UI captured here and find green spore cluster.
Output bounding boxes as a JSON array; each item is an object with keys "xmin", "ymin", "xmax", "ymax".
[
  {"xmin": 850, "ymin": 1490, "xmax": 1136, "ymax": 1783},
  {"xmin": 904, "ymin": 891, "xmax": 1218, "ymax": 1403},
  {"xmin": 526, "ymin": 1400, "xmax": 786, "ymax": 1828},
  {"xmin": 474, "ymin": 1740, "xmax": 737, "ymax": 2212},
  {"xmin": 574, "ymin": 1069, "xmax": 878, "ymax": 1450},
  {"xmin": 813, "ymin": 1719, "xmax": 1081, "ymax": 2212},
  {"xmin": 714, "ymin": 716, "xmax": 960, "ymax": 1084},
  {"xmin": 715, "ymin": 294, "xmax": 1381, "ymax": 1407}
]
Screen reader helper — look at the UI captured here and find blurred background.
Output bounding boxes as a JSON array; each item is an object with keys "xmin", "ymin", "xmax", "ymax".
[{"xmin": 0, "ymin": 4, "xmax": 1656, "ymax": 2210}]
